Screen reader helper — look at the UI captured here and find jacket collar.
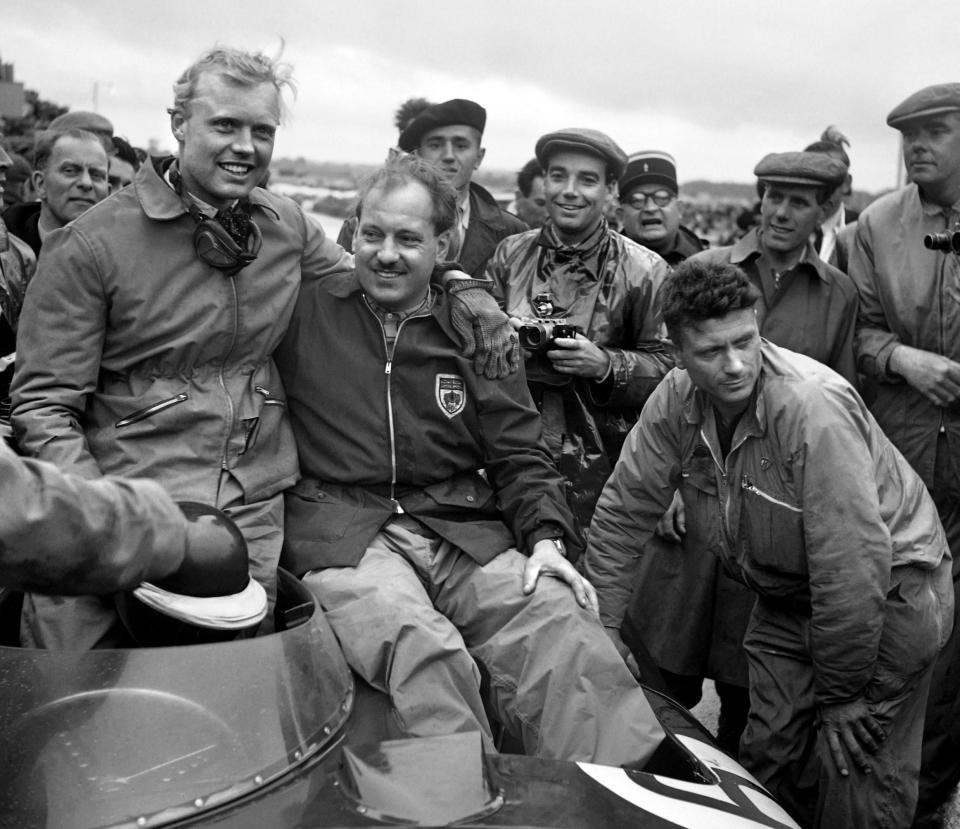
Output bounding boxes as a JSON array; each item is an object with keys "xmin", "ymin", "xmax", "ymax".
[
  {"xmin": 732, "ymin": 227, "xmax": 833, "ymax": 284},
  {"xmin": 681, "ymin": 342, "xmax": 772, "ymax": 440},
  {"xmin": 135, "ymin": 157, "xmax": 280, "ymax": 224},
  {"xmin": 325, "ymin": 268, "xmax": 459, "ymax": 341},
  {"xmin": 468, "ymin": 181, "xmax": 508, "ymax": 232}
]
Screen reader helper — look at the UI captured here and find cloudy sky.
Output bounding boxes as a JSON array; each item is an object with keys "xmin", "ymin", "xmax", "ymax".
[{"xmin": 3, "ymin": 0, "xmax": 955, "ymax": 193}]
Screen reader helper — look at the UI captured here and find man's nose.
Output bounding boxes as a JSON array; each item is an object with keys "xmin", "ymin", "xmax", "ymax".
[
  {"xmin": 76, "ymin": 169, "xmax": 94, "ymax": 189},
  {"xmin": 377, "ymin": 237, "xmax": 399, "ymax": 264},
  {"xmin": 232, "ymin": 128, "xmax": 255, "ymax": 155}
]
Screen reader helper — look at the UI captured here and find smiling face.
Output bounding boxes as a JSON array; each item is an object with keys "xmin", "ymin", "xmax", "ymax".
[
  {"xmin": 172, "ymin": 71, "xmax": 280, "ymax": 209},
  {"xmin": 416, "ymin": 124, "xmax": 484, "ymax": 196},
  {"xmin": 758, "ymin": 182, "xmax": 826, "ymax": 258},
  {"xmin": 618, "ymin": 183, "xmax": 681, "ymax": 252},
  {"xmin": 34, "ymin": 134, "xmax": 110, "ymax": 227},
  {"xmin": 673, "ymin": 307, "xmax": 762, "ymax": 422},
  {"xmin": 899, "ymin": 111, "xmax": 960, "ymax": 203},
  {"xmin": 353, "ymin": 180, "xmax": 449, "ymax": 313},
  {"xmin": 544, "ymin": 150, "xmax": 614, "ymax": 244}
]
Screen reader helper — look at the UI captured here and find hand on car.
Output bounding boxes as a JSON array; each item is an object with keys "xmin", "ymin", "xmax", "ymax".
[
  {"xmin": 522, "ymin": 540, "xmax": 599, "ymax": 617},
  {"xmin": 819, "ymin": 696, "xmax": 886, "ymax": 777}
]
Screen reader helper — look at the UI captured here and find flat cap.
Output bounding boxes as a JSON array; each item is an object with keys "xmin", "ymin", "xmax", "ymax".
[
  {"xmin": 398, "ymin": 99, "xmax": 486, "ymax": 152},
  {"xmin": 535, "ymin": 128, "xmax": 627, "ymax": 180},
  {"xmin": 887, "ymin": 83, "xmax": 960, "ymax": 128},
  {"xmin": 619, "ymin": 150, "xmax": 678, "ymax": 196},
  {"xmin": 753, "ymin": 151, "xmax": 847, "ymax": 188}
]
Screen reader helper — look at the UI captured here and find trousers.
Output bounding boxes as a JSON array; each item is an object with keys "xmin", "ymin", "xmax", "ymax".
[{"xmin": 304, "ymin": 515, "xmax": 665, "ymax": 764}]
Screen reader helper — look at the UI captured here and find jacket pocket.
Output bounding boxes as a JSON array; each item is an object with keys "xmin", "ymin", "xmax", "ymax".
[
  {"xmin": 739, "ymin": 476, "xmax": 807, "ymax": 580},
  {"xmin": 115, "ymin": 393, "xmax": 188, "ymax": 428}
]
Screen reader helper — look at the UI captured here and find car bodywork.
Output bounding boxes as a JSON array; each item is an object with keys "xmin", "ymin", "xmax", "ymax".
[{"xmin": 0, "ymin": 572, "xmax": 798, "ymax": 828}]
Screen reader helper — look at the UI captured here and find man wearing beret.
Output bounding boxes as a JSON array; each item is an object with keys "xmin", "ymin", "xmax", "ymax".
[
  {"xmin": 620, "ymin": 150, "xmax": 861, "ymax": 759},
  {"xmin": 485, "ymin": 128, "xmax": 672, "ymax": 528},
  {"xmin": 585, "ymin": 258, "xmax": 953, "ymax": 828},
  {"xmin": 616, "ymin": 150, "xmax": 705, "ymax": 266},
  {"xmin": 849, "ymin": 81, "xmax": 960, "ymax": 827}
]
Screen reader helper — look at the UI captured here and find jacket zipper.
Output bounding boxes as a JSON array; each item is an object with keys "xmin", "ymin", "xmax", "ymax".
[
  {"xmin": 255, "ymin": 385, "xmax": 285, "ymax": 406},
  {"xmin": 219, "ymin": 278, "xmax": 241, "ymax": 467},
  {"xmin": 699, "ymin": 426, "xmax": 752, "ymax": 550},
  {"xmin": 116, "ymin": 393, "xmax": 188, "ymax": 428},
  {"xmin": 741, "ymin": 477, "xmax": 802, "ymax": 513}
]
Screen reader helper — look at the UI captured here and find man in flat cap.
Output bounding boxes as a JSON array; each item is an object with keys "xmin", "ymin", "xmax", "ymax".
[
  {"xmin": 617, "ymin": 151, "xmax": 705, "ymax": 265},
  {"xmin": 849, "ymin": 81, "xmax": 960, "ymax": 827},
  {"xmin": 485, "ymin": 128, "xmax": 671, "ymax": 529},
  {"xmin": 585, "ymin": 258, "xmax": 953, "ymax": 828},
  {"xmin": 619, "ymin": 149, "xmax": 861, "ymax": 759}
]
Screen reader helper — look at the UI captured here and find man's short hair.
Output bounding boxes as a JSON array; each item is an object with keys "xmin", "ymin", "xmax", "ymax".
[
  {"xmin": 516, "ymin": 158, "xmax": 543, "ymax": 197},
  {"xmin": 662, "ymin": 260, "xmax": 760, "ymax": 344},
  {"xmin": 112, "ymin": 136, "xmax": 140, "ymax": 170},
  {"xmin": 33, "ymin": 128, "xmax": 106, "ymax": 172},
  {"xmin": 170, "ymin": 46, "xmax": 296, "ymax": 120},
  {"xmin": 356, "ymin": 153, "xmax": 458, "ymax": 236}
]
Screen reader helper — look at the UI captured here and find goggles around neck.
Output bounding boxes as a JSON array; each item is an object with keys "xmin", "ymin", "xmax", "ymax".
[{"xmin": 185, "ymin": 201, "xmax": 262, "ymax": 277}]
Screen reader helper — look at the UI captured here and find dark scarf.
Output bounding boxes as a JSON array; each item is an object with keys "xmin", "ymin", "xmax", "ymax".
[
  {"xmin": 159, "ymin": 156, "xmax": 254, "ymax": 247},
  {"xmin": 531, "ymin": 219, "xmax": 612, "ymax": 317}
]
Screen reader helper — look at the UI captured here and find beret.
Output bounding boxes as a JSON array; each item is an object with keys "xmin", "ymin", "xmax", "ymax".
[
  {"xmin": 753, "ymin": 151, "xmax": 847, "ymax": 188},
  {"xmin": 398, "ymin": 99, "xmax": 486, "ymax": 152},
  {"xmin": 619, "ymin": 150, "xmax": 678, "ymax": 196},
  {"xmin": 535, "ymin": 128, "xmax": 627, "ymax": 180},
  {"xmin": 887, "ymin": 83, "xmax": 960, "ymax": 128}
]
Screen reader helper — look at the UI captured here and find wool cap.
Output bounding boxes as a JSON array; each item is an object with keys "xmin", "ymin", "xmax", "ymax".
[
  {"xmin": 619, "ymin": 150, "xmax": 679, "ymax": 196},
  {"xmin": 753, "ymin": 151, "xmax": 847, "ymax": 188},
  {"xmin": 887, "ymin": 83, "xmax": 960, "ymax": 129},
  {"xmin": 398, "ymin": 99, "xmax": 486, "ymax": 151},
  {"xmin": 535, "ymin": 128, "xmax": 627, "ymax": 180}
]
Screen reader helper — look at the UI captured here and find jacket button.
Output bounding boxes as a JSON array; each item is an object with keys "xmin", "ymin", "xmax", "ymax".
[{"xmin": 466, "ymin": 495, "xmax": 475, "ymax": 502}]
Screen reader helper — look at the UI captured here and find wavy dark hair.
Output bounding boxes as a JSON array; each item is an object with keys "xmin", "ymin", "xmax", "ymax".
[
  {"xmin": 661, "ymin": 259, "xmax": 759, "ymax": 345},
  {"xmin": 356, "ymin": 151, "xmax": 458, "ymax": 236}
]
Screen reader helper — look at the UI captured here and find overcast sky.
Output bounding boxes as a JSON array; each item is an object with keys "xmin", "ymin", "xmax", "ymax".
[{"xmin": 3, "ymin": 0, "xmax": 955, "ymax": 193}]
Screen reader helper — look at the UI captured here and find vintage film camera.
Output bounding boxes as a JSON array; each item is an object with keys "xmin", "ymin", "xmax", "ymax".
[
  {"xmin": 517, "ymin": 318, "xmax": 580, "ymax": 353},
  {"xmin": 924, "ymin": 223, "xmax": 960, "ymax": 256}
]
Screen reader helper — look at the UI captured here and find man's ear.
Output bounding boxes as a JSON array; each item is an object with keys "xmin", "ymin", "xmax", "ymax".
[
  {"xmin": 669, "ymin": 338, "xmax": 685, "ymax": 369},
  {"xmin": 436, "ymin": 228, "xmax": 452, "ymax": 261},
  {"xmin": 170, "ymin": 110, "xmax": 186, "ymax": 143},
  {"xmin": 32, "ymin": 169, "xmax": 46, "ymax": 202},
  {"xmin": 474, "ymin": 146, "xmax": 486, "ymax": 172}
]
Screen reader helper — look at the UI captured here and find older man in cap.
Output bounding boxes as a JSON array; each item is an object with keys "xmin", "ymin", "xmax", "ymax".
[
  {"xmin": 849, "ymin": 81, "xmax": 960, "ymax": 827},
  {"xmin": 585, "ymin": 258, "xmax": 953, "ymax": 829},
  {"xmin": 2, "ymin": 128, "xmax": 110, "ymax": 257},
  {"xmin": 619, "ymin": 149, "xmax": 861, "ymax": 758},
  {"xmin": 617, "ymin": 151, "xmax": 705, "ymax": 265},
  {"xmin": 485, "ymin": 128, "xmax": 671, "ymax": 528}
]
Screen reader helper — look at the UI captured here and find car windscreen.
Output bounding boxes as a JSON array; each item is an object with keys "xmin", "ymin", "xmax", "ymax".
[{"xmin": 0, "ymin": 575, "xmax": 352, "ymax": 829}]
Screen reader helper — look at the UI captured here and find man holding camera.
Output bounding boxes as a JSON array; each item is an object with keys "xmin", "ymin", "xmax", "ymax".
[
  {"xmin": 485, "ymin": 128, "xmax": 671, "ymax": 527},
  {"xmin": 849, "ymin": 81, "xmax": 960, "ymax": 827}
]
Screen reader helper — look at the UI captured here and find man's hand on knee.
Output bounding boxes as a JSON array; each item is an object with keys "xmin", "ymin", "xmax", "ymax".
[
  {"xmin": 819, "ymin": 696, "xmax": 886, "ymax": 777},
  {"xmin": 522, "ymin": 540, "xmax": 599, "ymax": 616}
]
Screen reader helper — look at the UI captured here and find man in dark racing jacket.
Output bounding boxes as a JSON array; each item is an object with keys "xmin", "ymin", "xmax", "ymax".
[{"xmin": 275, "ymin": 153, "xmax": 666, "ymax": 766}]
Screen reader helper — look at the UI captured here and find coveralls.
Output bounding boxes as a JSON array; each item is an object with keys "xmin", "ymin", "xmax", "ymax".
[{"xmin": 586, "ymin": 342, "xmax": 953, "ymax": 828}]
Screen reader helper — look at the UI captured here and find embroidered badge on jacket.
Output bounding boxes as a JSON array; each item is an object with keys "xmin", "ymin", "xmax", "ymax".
[{"xmin": 436, "ymin": 374, "xmax": 466, "ymax": 418}]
